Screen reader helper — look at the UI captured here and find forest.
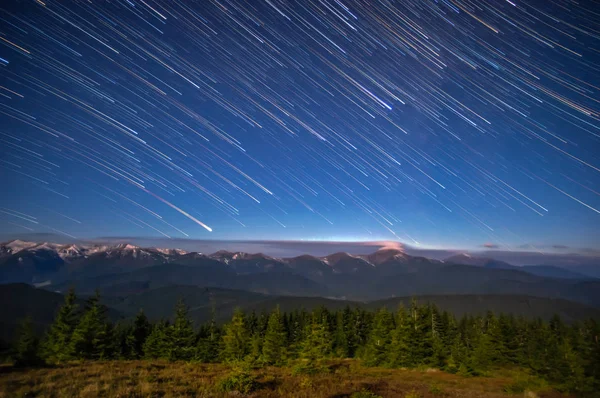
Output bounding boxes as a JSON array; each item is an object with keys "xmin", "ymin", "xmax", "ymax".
[{"xmin": 10, "ymin": 289, "xmax": 600, "ymax": 396}]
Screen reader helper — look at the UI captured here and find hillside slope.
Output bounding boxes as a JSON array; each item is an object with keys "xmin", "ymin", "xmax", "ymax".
[{"xmin": 3, "ymin": 283, "xmax": 600, "ymax": 343}]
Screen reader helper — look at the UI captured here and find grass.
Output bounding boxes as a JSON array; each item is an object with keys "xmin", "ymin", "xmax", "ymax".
[{"xmin": 0, "ymin": 359, "xmax": 572, "ymax": 397}]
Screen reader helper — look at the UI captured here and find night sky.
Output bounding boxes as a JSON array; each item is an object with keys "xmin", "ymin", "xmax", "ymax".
[{"xmin": 0, "ymin": 0, "xmax": 599, "ymax": 252}]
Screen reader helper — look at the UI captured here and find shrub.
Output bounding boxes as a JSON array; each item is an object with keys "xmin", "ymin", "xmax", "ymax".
[
  {"xmin": 428, "ymin": 383, "xmax": 444, "ymax": 395},
  {"xmin": 404, "ymin": 390, "xmax": 422, "ymax": 398},
  {"xmin": 350, "ymin": 389, "xmax": 382, "ymax": 398},
  {"xmin": 299, "ymin": 376, "xmax": 312, "ymax": 389},
  {"xmin": 503, "ymin": 374, "xmax": 548, "ymax": 394},
  {"xmin": 218, "ymin": 368, "xmax": 257, "ymax": 394},
  {"xmin": 291, "ymin": 360, "xmax": 329, "ymax": 375}
]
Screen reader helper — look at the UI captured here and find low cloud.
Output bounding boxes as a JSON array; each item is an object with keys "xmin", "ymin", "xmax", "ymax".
[
  {"xmin": 481, "ymin": 243, "xmax": 499, "ymax": 249},
  {"xmin": 92, "ymin": 237, "xmax": 404, "ymax": 258}
]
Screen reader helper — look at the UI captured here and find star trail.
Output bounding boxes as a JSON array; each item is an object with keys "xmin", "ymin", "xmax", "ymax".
[{"xmin": 0, "ymin": 0, "xmax": 599, "ymax": 251}]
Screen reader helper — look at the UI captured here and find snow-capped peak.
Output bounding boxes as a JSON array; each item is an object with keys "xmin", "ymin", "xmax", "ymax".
[
  {"xmin": 3, "ymin": 239, "xmax": 38, "ymax": 253},
  {"xmin": 57, "ymin": 244, "xmax": 85, "ymax": 258},
  {"xmin": 116, "ymin": 243, "xmax": 140, "ymax": 251},
  {"xmin": 155, "ymin": 247, "xmax": 188, "ymax": 255}
]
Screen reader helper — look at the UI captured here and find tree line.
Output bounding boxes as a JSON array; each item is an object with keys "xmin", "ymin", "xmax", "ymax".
[{"xmin": 12, "ymin": 289, "xmax": 600, "ymax": 394}]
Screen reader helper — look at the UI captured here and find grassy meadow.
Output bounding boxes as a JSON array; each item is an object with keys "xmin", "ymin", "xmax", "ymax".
[{"xmin": 0, "ymin": 359, "xmax": 569, "ymax": 398}]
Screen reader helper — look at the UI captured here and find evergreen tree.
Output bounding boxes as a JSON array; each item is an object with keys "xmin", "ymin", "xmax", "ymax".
[
  {"xmin": 168, "ymin": 300, "xmax": 196, "ymax": 361},
  {"xmin": 362, "ymin": 308, "xmax": 394, "ymax": 366},
  {"xmin": 300, "ymin": 310, "xmax": 331, "ymax": 363},
  {"xmin": 42, "ymin": 288, "xmax": 78, "ymax": 363},
  {"xmin": 498, "ymin": 313, "xmax": 519, "ymax": 364},
  {"xmin": 196, "ymin": 309, "xmax": 221, "ymax": 363},
  {"xmin": 129, "ymin": 310, "xmax": 151, "ymax": 359},
  {"xmin": 286, "ymin": 309, "xmax": 307, "ymax": 357},
  {"xmin": 221, "ymin": 308, "xmax": 249, "ymax": 362},
  {"xmin": 69, "ymin": 291, "xmax": 113, "ymax": 360},
  {"xmin": 411, "ymin": 302, "xmax": 434, "ymax": 365},
  {"xmin": 471, "ymin": 324, "xmax": 493, "ymax": 373},
  {"xmin": 143, "ymin": 320, "xmax": 171, "ymax": 359},
  {"xmin": 13, "ymin": 317, "xmax": 43, "ymax": 367},
  {"xmin": 262, "ymin": 306, "xmax": 287, "ymax": 365},
  {"xmin": 246, "ymin": 310, "xmax": 259, "ymax": 336},
  {"xmin": 113, "ymin": 323, "xmax": 131, "ymax": 359},
  {"xmin": 332, "ymin": 311, "xmax": 349, "ymax": 358},
  {"xmin": 430, "ymin": 305, "xmax": 447, "ymax": 368},
  {"xmin": 554, "ymin": 338, "xmax": 593, "ymax": 393},
  {"xmin": 389, "ymin": 305, "xmax": 412, "ymax": 367}
]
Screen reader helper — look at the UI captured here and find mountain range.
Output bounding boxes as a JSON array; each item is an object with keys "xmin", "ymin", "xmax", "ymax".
[{"xmin": 1, "ymin": 240, "xmax": 598, "ymax": 306}]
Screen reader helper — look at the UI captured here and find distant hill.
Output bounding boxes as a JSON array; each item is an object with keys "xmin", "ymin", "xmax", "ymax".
[
  {"xmin": 521, "ymin": 265, "xmax": 590, "ymax": 280},
  {"xmin": 445, "ymin": 254, "xmax": 592, "ymax": 280},
  {"xmin": 369, "ymin": 294, "xmax": 600, "ymax": 323},
  {"xmin": 2, "ymin": 283, "xmax": 600, "ymax": 343},
  {"xmin": 0, "ymin": 283, "xmax": 123, "ymax": 342}
]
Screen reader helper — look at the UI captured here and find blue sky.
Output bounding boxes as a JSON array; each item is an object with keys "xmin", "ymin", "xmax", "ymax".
[{"xmin": 0, "ymin": 0, "xmax": 599, "ymax": 252}]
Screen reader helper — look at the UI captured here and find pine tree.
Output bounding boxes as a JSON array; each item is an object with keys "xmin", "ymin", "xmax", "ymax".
[
  {"xmin": 583, "ymin": 319, "xmax": 600, "ymax": 391},
  {"xmin": 300, "ymin": 310, "xmax": 331, "ymax": 362},
  {"xmin": 471, "ymin": 324, "xmax": 493, "ymax": 373},
  {"xmin": 196, "ymin": 309, "xmax": 221, "ymax": 363},
  {"xmin": 128, "ymin": 310, "xmax": 151, "ymax": 359},
  {"xmin": 389, "ymin": 305, "xmax": 412, "ymax": 367},
  {"xmin": 42, "ymin": 288, "xmax": 78, "ymax": 363},
  {"xmin": 222, "ymin": 308, "xmax": 249, "ymax": 362},
  {"xmin": 333, "ymin": 311, "xmax": 349, "ymax": 358},
  {"xmin": 13, "ymin": 317, "xmax": 44, "ymax": 367},
  {"xmin": 430, "ymin": 305, "xmax": 447, "ymax": 368},
  {"xmin": 498, "ymin": 313, "xmax": 519, "ymax": 364},
  {"xmin": 411, "ymin": 303, "xmax": 434, "ymax": 365},
  {"xmin": 69, "ymin": 291, "xmax": 113, "ymax": 360},
  {"xmin": 168, "ymin": 299, "xmax": 196, "ymax": 361},
  {"xmin": 362, "ymin": 308, "xmax": 394, "ymax": 366},
  {"xmin": 262, "ymin": 306, "xmax": 287, "ymax": 365},
  {"xmin": 113, "ymin": 322, "xmax": 135, "ymax": 359},
  {"xmin": 554, "ymin": 338, "xmax": 593, "ymax": 393},
  {"xmin": 143, "ymin": 320, "xmax": 170, "ymax": 359},
  {"xmin": 286, "ymin": 310, "xmax": 307, "ymax": 358}
]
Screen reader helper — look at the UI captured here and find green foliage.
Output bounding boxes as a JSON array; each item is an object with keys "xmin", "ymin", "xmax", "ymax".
[
  {"xmin": 221, "ymin": 308, "xmax": 249, "ymax": 362},
  {"xmin": 502, "ymin": 373, "xmax": 548, "ymax": 394},
  {"xmin": 362, "ymin": 308, "xmax": 394, "ymax": 366},
  {"xmin": 129, "ymin": 310, "xmax": 151, "ymax": 359},
  {"xmin": 10, "ymin": 286, "xmax": 600, "ymax": 395},
  {"xmin": 69, "ymin": 291, "xmax": 114, "ymax": 360},
  {"xmin": 290, "ymin": 359, "xmax": 329, "ymax": 375},
  {"xmin": 350, "ymin": 389, "xmax": 383, "ymax": 398},
  {"xmin": 262, "ymin": 306, "xmax": 287, "ymax": 365},
  {"xmin": 389, "ymin": 305, "xmax": 412, "ymax": 367},
  {"xmin": 404, "ymin": 389, "xmax": 422, "ymax": 398},
  {"xmin": 300, "ymin": 310, "xmax": 331, "ymax": 363},
  {"xmin": 12, "ymin": 317, "xmax": 44, "ymax": 367},
  {"xmin": 41, "ymin": 288, "xmax": 78, "ymax": 363},
  {"xmin": 428, "ymin": 383, "xmax": 444, "ymax": 395},
  {"xmin": 217, "ymin": 365, "xmax": 257, "ymax": 394},
  {"xmin": 333, "ymin": 310, "xmax": 349, "ymax": 358},
  {"xmin": 195, "ymin": 310, "xmax": 221, "ymax": 363},
  {"xmin": 143, "ymin": 320, "xmax": 170, "ymax": 359},
  {"xmin": 168, "ymin": 300, "xmax": 196, "ymax": 361}
]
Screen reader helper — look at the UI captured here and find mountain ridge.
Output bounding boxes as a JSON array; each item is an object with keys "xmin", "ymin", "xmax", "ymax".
[
  {"xmin": 2, "ymin": 240, "xmax": 598, "ymax": 307},
  {"xmin": 2, "ymin": 283, "xmax": 600, "ymax": 343}
]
